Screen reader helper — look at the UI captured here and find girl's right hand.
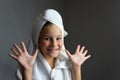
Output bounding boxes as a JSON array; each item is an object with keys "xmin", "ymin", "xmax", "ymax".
[{"xmin": 9, "ymin": 41, "xmax": 38, "ymax": 70}]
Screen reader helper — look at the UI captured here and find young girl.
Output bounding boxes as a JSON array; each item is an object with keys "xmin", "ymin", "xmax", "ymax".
[{"xmin": 9, "ymin": 9, "xmax": 91, "ymax": 80}]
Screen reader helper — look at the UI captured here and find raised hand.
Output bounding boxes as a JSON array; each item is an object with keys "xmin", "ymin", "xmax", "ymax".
[
  {"xmin": 9, "ymin": 41, "xmax": 38, "ymax": 70},
  {"xmin": 66, "ymin": 45, "xmax": 91, "ymax": 67}
]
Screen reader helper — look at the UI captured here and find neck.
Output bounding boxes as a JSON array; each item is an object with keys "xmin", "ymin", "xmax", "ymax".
[
  {"xmin": 47, "ymin": 58, "xmax": 56, "ymax": 69},
  {"xmin": 44, "ymin": 56, "xmax": 56, "ymax": 69}
]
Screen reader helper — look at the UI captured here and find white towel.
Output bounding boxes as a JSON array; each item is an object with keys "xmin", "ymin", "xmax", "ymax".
[{"xmin": 16, "ymin": 9, "xmax": 72, "ymax": 80}]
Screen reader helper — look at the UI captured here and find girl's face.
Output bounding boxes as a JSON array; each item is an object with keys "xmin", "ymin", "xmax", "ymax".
[{"xmin": 38, "ymin": 23, "xmax": 63, "ymax": 59}]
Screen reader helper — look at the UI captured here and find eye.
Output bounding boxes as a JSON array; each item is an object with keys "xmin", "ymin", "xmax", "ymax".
[
  {"xmin": 44, "ymin": 37, "xmax": 51, "ymax": 41},
  {"xmin": 56, "ymin": 37, "xmax": 62, "ymax": 40}
]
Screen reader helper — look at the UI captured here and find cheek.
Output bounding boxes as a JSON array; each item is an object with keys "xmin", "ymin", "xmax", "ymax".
[
  {"xmin": 40, "ymin": 41, "xmax": 49, "ymax": 47},
  {"xmin": 38, "ymin": 40, "xmax": 49, "ymax": 49},
  {"xmin": 59, "ymin": 41, "xmax": 63, "ymax": 47}
]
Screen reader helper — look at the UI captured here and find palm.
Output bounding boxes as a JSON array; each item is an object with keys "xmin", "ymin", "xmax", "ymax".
[
  {"xmin": 66, "ymin": 45, "xmax": 91, "ymax": 67},
  {"xmin": 16, "ymin": 52, "xmax": 36, "ymax": 69},
  {"xmin": 9, "ymin": 41, "xmax": 38, "ymax": 70}
]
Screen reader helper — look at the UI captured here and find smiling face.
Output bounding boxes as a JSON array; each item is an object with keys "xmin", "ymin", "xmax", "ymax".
[{"xmin": 38, "ymin": 22, "xmax": 63, "ymax": 60}]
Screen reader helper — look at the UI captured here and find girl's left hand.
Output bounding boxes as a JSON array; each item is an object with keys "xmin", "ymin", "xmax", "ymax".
[{"xmin": 66, "ymin": 45, "xmax": 91, "ymax": 67}]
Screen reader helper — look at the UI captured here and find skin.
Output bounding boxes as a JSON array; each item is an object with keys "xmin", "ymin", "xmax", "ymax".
[
  {"xmin": 38, "ymin": 24, "xmax": 63, "ymax": 68},
  {"xmin": 9, "ymin": 41, "xmax": 38, "ymax": 80},
  {"xmin": 9, "ymin": 23, "xmax": 91, "ymax": 80},
  {"xmin": 66, "ymin": 45, "xmax": 91, "ymax": 80}
]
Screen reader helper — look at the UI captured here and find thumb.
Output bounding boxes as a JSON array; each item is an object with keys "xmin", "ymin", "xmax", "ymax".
[
  {"xmin": 33, "ymin": 49, "xmax": 39, "ymax": 58},
  {"xmin": 65, "ymin": 49, "xmax": 71, "ymax": 59}
]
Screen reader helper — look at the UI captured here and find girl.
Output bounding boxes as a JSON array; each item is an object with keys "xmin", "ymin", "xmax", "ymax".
[{"xmin": 10, "ymin": 9, "xmax": 91, "ymax": 80}]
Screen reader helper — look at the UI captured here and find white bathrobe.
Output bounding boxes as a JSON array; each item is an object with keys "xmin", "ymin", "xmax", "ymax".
[{"xmin": 16, "ymin": 9, "xmax": 72, "ymax": 80}]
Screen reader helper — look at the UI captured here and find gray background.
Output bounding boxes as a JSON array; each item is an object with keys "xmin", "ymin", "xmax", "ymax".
[{"xmin": 0, "ymin": 0, "xmax": 120, "ymax": 80}]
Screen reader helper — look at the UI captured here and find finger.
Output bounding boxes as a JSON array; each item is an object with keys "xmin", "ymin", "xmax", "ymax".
[
  {"xmin": 75, "ymin": 45, "xmax": 80, "ymax": 53},
  {"xmin": 13, "ymin": 44, "xmax": 22, "ymax": 53},
  {"xmin": 11, "ymin": 47, "xmax": 19, "ymax": 56},
  {"xmin": 33, "ymin": 49, "xmax": 39, "ymax": 58},
  {"xmin": 20, "ymin": 41, "xmax": 27, "ymax": 52},
  {"xmin": 65, "ymin": 49, "xmax": 71, "ymax": 59},
  {"xmin": 82, "ymin": 50, "xmax": 88, "ymax": 56},
  {"xmin": 79, "ymin": 46, "xmax": 85, "ymax": 54},
  {"xmin": 9, "ymin": 53, "xmax": 17, "ymax": 60},
  {"xmin": 85, "ymin": 55, "xmax": 91, "ymax": 60}
]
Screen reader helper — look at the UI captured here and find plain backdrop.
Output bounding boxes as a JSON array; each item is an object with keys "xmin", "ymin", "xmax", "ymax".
[{"xmin": 0, "ymin": 0, "xmax": 120, "ymax": 80}]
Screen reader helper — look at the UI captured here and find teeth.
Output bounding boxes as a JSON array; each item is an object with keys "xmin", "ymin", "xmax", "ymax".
[
  {"xmin": 48, "ymin": 48, "xmax": 58, "ymax": 51},
  {"xmin": 49, "ymin": 49, "xmax": 56, "ymax": 51}
]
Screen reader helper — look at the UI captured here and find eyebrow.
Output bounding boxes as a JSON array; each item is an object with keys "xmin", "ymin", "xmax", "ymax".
[{"xmin": 44, "ymin": 34, "xmax": 62, "ymax": 36}]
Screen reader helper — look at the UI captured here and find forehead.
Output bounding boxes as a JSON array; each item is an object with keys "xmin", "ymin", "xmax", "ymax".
[{"xmin": 40, "ymin": 23, "xmax": 62, "ymax": 36}]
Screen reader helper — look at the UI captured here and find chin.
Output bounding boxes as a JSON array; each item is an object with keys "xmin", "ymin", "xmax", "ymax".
[{"xmin": 49, "ymin": 52, "xmax": 60, "ymax": 58}]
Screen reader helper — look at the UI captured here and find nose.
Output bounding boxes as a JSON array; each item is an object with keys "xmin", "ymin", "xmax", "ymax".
[{"xmin": 51, "ymin": 39, "xmax": 57, "ymax": 47}]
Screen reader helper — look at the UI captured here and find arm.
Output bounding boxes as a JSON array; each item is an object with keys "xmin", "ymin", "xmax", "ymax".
[
  {"xmin": 9, "ymin": 41, "xmax": 38, "ymax": 80},
  {"xmin": 71, "ymin": 65, "xmax": 81, "ymax": 80},
  {"xmin": 66, "ymin": 45, "xmax": 91, "ymax": 80},
  {"xmin": 22, "ymin": 69, "xmax": 32, "ymax": 80}
]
